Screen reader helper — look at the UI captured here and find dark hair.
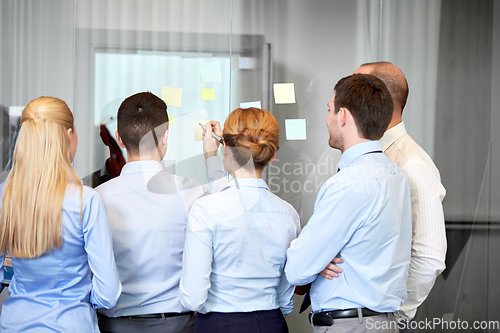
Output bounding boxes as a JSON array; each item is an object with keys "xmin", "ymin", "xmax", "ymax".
[
  {"xmin": 117, "ymin": 92, "xmax": 169, "ymax": 154},
  {"xmin": 360, "ymin": 61, "xmax": 409, "ymax": 113},
  {"xmin": 334, "ymin": 74, "xmax": 393, "ymax": 140},
  {"xmin": 223, "ymin": 108, "xmax": 279, "ymax": 169}
]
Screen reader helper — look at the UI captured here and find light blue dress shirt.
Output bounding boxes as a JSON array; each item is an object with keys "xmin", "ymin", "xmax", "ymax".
[
  {"xmin": 180, "ymin": 159, "xmax": 301, "ymax": 315},
  {"xmin": 0, "ymin": 184, "xmax": 122, "ymax": 333},
  {"xmin": 285, "ymin": 141, "xmax": 412, "ymax": 313},
  {"xmin": 95, "ymin": 160, "xmax": 208, "ymax": 317}
]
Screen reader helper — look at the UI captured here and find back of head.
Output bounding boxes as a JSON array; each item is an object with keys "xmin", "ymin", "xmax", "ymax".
[
  {"xmin": 0, "ymin": 96, "xmax": 81, "ymax": 258},
  {"xmin": 359, "ymin": 61, "xmax": 409, "ymax": 113},
  {"xmin": 223, "ymin": 108, "xmax": 280, "ymax": 169},
  {"xmin": 334, "ymin": 74, "xmax": 393, "ymax": 140},
  {"xmin": 117, "ymin": 92, "xmax": 169, "ymax": 155}
]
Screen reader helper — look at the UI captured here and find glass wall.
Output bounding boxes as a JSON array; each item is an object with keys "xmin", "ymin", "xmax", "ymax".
[{"xmin": 1, "ymin": 0, "xmax": 499, "ymax": 331}]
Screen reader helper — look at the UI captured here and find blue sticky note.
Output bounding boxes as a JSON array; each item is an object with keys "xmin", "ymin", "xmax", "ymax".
[
  {"xmin": 200, "ymin": 62, "xmax": 222, "ymax": 83},
  {"xmin": 285, "ymin": 119, "xmax": 307, "ymax": 140},
  {"xmin": 240, "ymin": 101, "xmax": 262, "ymax": 109}
]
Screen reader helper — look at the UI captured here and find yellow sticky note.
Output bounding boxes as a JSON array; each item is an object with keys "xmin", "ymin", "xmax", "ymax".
[
  {"xmin": 201, "ymin": 89, "xmax": 215, "ymax": 100},
  {"xmin": 161, "ymin": 86, "xmax": 183, "ymax": 108},
  {"xmin": 273, "ymin": 83, "xmax": 296, "ymax": 104},
  {"xmin": 194, "ymin": 120, "xmax": 210, "ymax": 141},
  {"xmin": 168, "ymin": 115, "xmax": 173, "ymax": 127}
]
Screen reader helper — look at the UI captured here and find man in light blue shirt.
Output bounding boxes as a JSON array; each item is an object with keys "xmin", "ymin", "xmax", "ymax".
[
  {"xmin": 95, "ymin": 92, "xmax": 208, "ymax": 333},
  {"xmin": 285, "ymin": 74, "xmax": 412, "ymax": 333}
]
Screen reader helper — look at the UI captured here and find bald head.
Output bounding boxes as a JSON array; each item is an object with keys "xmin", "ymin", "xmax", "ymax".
[{"xmin": 354, "ymin": 62, "xmax": 409, "ymax": 116}]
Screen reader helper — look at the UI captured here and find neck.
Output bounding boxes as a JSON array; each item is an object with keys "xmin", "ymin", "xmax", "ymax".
[
  {"xmin": 126, "ymin": 150, "xmax": 163, "ymax": 163},
  {"xmin": 232, "ymin": 166, "xmax": 264, "ymax": 179},
  {"xmin": 387, "ymin": 110, "xmax": 403, "ymax": 130},
  {"xmin": 340, "ymin": 137, "xmax": 371, "ymax": 154}
]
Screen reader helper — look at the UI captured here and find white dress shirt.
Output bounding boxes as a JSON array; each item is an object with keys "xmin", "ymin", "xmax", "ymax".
[
  {"xmin": 180, "ymin": 157, "xmax": 300, "ymax": 315},
  {"xmin": 380, "ymin": 122, "xmax": 447, "ymax": 321},
  {"xmin": 285, "ymin": 141, "xmax": 412, "ymax": 313},
  {"xmin": 95, "ymin": 160, "xmax": 208, "ymax": 317}
]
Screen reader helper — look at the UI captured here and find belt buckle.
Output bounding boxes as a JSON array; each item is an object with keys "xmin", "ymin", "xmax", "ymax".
[{"xmin": 309, "ymin": 312, "xmax": 334, "ymax": 326}]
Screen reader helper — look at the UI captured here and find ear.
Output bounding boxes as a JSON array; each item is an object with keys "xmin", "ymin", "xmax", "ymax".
[
  {"xmin": 338, "ymin": 107, "xmax": 347, "ymax": 128},
  {"xmin": 268, "ymin": 153, "xmax": 277, "ymax": 164},
  {"xmin": 115, "ymin": 130, "xmax": 127, "ymax": 149},
  {"xmin": 161, "ymin": 129, "xmax": 169, "ymax": 148},
  {"xmin": 67, "ymin": 127, "xmax": 74, "ymax": 138},
  {"xmin": 222, "ymin": 141, "xmax": 230, "ymax": 157}
]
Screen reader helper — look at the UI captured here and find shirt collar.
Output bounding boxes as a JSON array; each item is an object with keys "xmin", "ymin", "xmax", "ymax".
[
  {"xmin": 221, "ymin": 177, "xmax": 270, "ymax": 192},
  {"xmin": 379, "ymin": 122, "xmax": 407, "ymax": 152},
  {"xmin": 338, "ymin": 141, "xmax": 383, "ymax": 171},
  {"xmin": 120, "ymin": 160, "xmax": 163, "ymax": 175}
]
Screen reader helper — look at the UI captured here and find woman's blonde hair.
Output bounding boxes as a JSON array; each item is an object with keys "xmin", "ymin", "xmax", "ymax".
[
  {"xmin": 223, "ymin": 108, "xmax": 279, "ymax": 169},
  {"xmin": 0, "ymin": 96, "xmax": 82, "ymax": 258}
]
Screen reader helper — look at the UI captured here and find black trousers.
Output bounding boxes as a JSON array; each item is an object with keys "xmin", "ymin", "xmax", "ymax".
[
  {"xmin": 194, "ymin": 308, "xmax": 288, "ymax": 333},
  {"xmin": 99, "ymin": 313, "xmax": 194, "ymax": 333}
]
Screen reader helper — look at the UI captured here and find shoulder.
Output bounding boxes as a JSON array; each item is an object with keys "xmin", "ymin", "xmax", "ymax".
[
  {"xmin": 64, "ymin": 183, "xmax": 105, "ymax": 209},
  {"xmin": 271, "ymin": 190, "xmax": 300, "ymax": 216},
  {"xmin": 146, "ymin": 171, "xmax": 205, "ymax": 194},
  {"xmin": 333, "ymin": 153, "xmax": 402, "ymax": 183},
  {"xmin": 94, "ymin": 174, "xmax": 126, "ymax": 197},
  {"xmin": 388, "ymin": 134, "xmax": 441, "ymax": 179},
  {"xmin": 322, "ymin": 154, "xmax": 407, "ymax": 199},
  {"xmin": 80, "ymin": 185, "xmax": 105, "ymax": 208},
  {"xmin": 190, "ymin": 188, "xmax": 222, "ymax": 211}
]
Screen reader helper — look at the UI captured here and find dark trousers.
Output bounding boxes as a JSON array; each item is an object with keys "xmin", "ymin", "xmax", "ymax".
[
  {"xmin": 194, "ymin": 308, "xmax": 288, "ymax": 333},
  {"xmin": 99, "ymin": 313, "xmax": 194, "ymax": 333}
]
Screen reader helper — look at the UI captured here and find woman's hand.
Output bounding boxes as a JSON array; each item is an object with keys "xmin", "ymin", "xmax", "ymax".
[{"xmin": 202, "ymin": 121, "xmax": 223, "ymax": 159}]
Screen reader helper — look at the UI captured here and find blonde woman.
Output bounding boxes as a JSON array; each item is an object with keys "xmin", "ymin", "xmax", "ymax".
[
  {"xmin": 180, "ymin": 108, "xmax": 300, "ymax": 333},
  {"xmin": 0, "ymin": 97, "xmax": 121, "ymax": 332}
]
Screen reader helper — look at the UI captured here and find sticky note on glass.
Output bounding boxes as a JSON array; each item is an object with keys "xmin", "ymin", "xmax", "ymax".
[
  {"xmin": 194, "ymin": 120, "xmax": 210, "ymax": 141},
  {"xmin": 285, "ymin": 119, "xmax": 307, "ymax": 140},
  {"xmin": 161, "ymin": 86, "xmax": 183, "ymax": 107},
  {"xmin": 240, "ymin": 101, "xmax": 262, "ymax": 109},
  {"xmin": 200, "ymin": 62, "xmax": 222, "ymax": 83},
  {"xmin": 201, "ymin": 89, "xmax": 215, "ymax": 100},
  {"xmin": 274, "ymin": 83, "xmax": 296, "ymax": 104},
  {"xmin": 168, "ymin": 115, "xmax": 174, "ymax": 127}
]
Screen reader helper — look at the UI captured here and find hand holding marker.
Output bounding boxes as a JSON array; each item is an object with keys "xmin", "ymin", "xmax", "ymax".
[{"xmin": 199, "ymin": 123, "xmax": 224, "ymax": 144}]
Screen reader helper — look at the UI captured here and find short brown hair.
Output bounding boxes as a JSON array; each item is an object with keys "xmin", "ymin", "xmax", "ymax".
[
  {"xmin": 334, "ymin": 74, "xmax": 393, "ymax": 140},
  {"xmin": 117, "ymin": 92, "xmax": 169, "ymax": 155},
  {"xmin": 223, "ymin": 108, "xmax": 279, "ymax": 169}
]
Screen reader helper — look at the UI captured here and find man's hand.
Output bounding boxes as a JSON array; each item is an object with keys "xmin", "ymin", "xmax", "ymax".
[
  {"xmin": 202, "ymin": 121, "xmax": 223, "ymax": 159},
  {"xmin": 320, "ymin": 257, "xmax": 344, "ymax": 280}
]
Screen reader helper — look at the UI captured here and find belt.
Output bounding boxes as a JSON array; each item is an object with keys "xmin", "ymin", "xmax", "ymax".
[
  {"xmin": 309, "ymin": 308, "xmax": 384, "ymax": 326},
  {"xmin": 124, "ymin": 311, "xmax": 194, "ymax": 319}
]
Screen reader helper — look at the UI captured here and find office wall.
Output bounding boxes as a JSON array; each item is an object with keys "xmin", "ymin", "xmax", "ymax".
[{"xmin": 0, "ymin": 0, "xmax": 75, "ymax": 109}]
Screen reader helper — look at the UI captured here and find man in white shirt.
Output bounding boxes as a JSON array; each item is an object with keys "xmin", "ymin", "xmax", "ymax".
[
  {"xmin": 322, "ymin": 62, "xmax": 447, "ymax": 331},
  {"xmin": 96, "ymin": 92, "xmax": 208, "ymax": 333}
]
